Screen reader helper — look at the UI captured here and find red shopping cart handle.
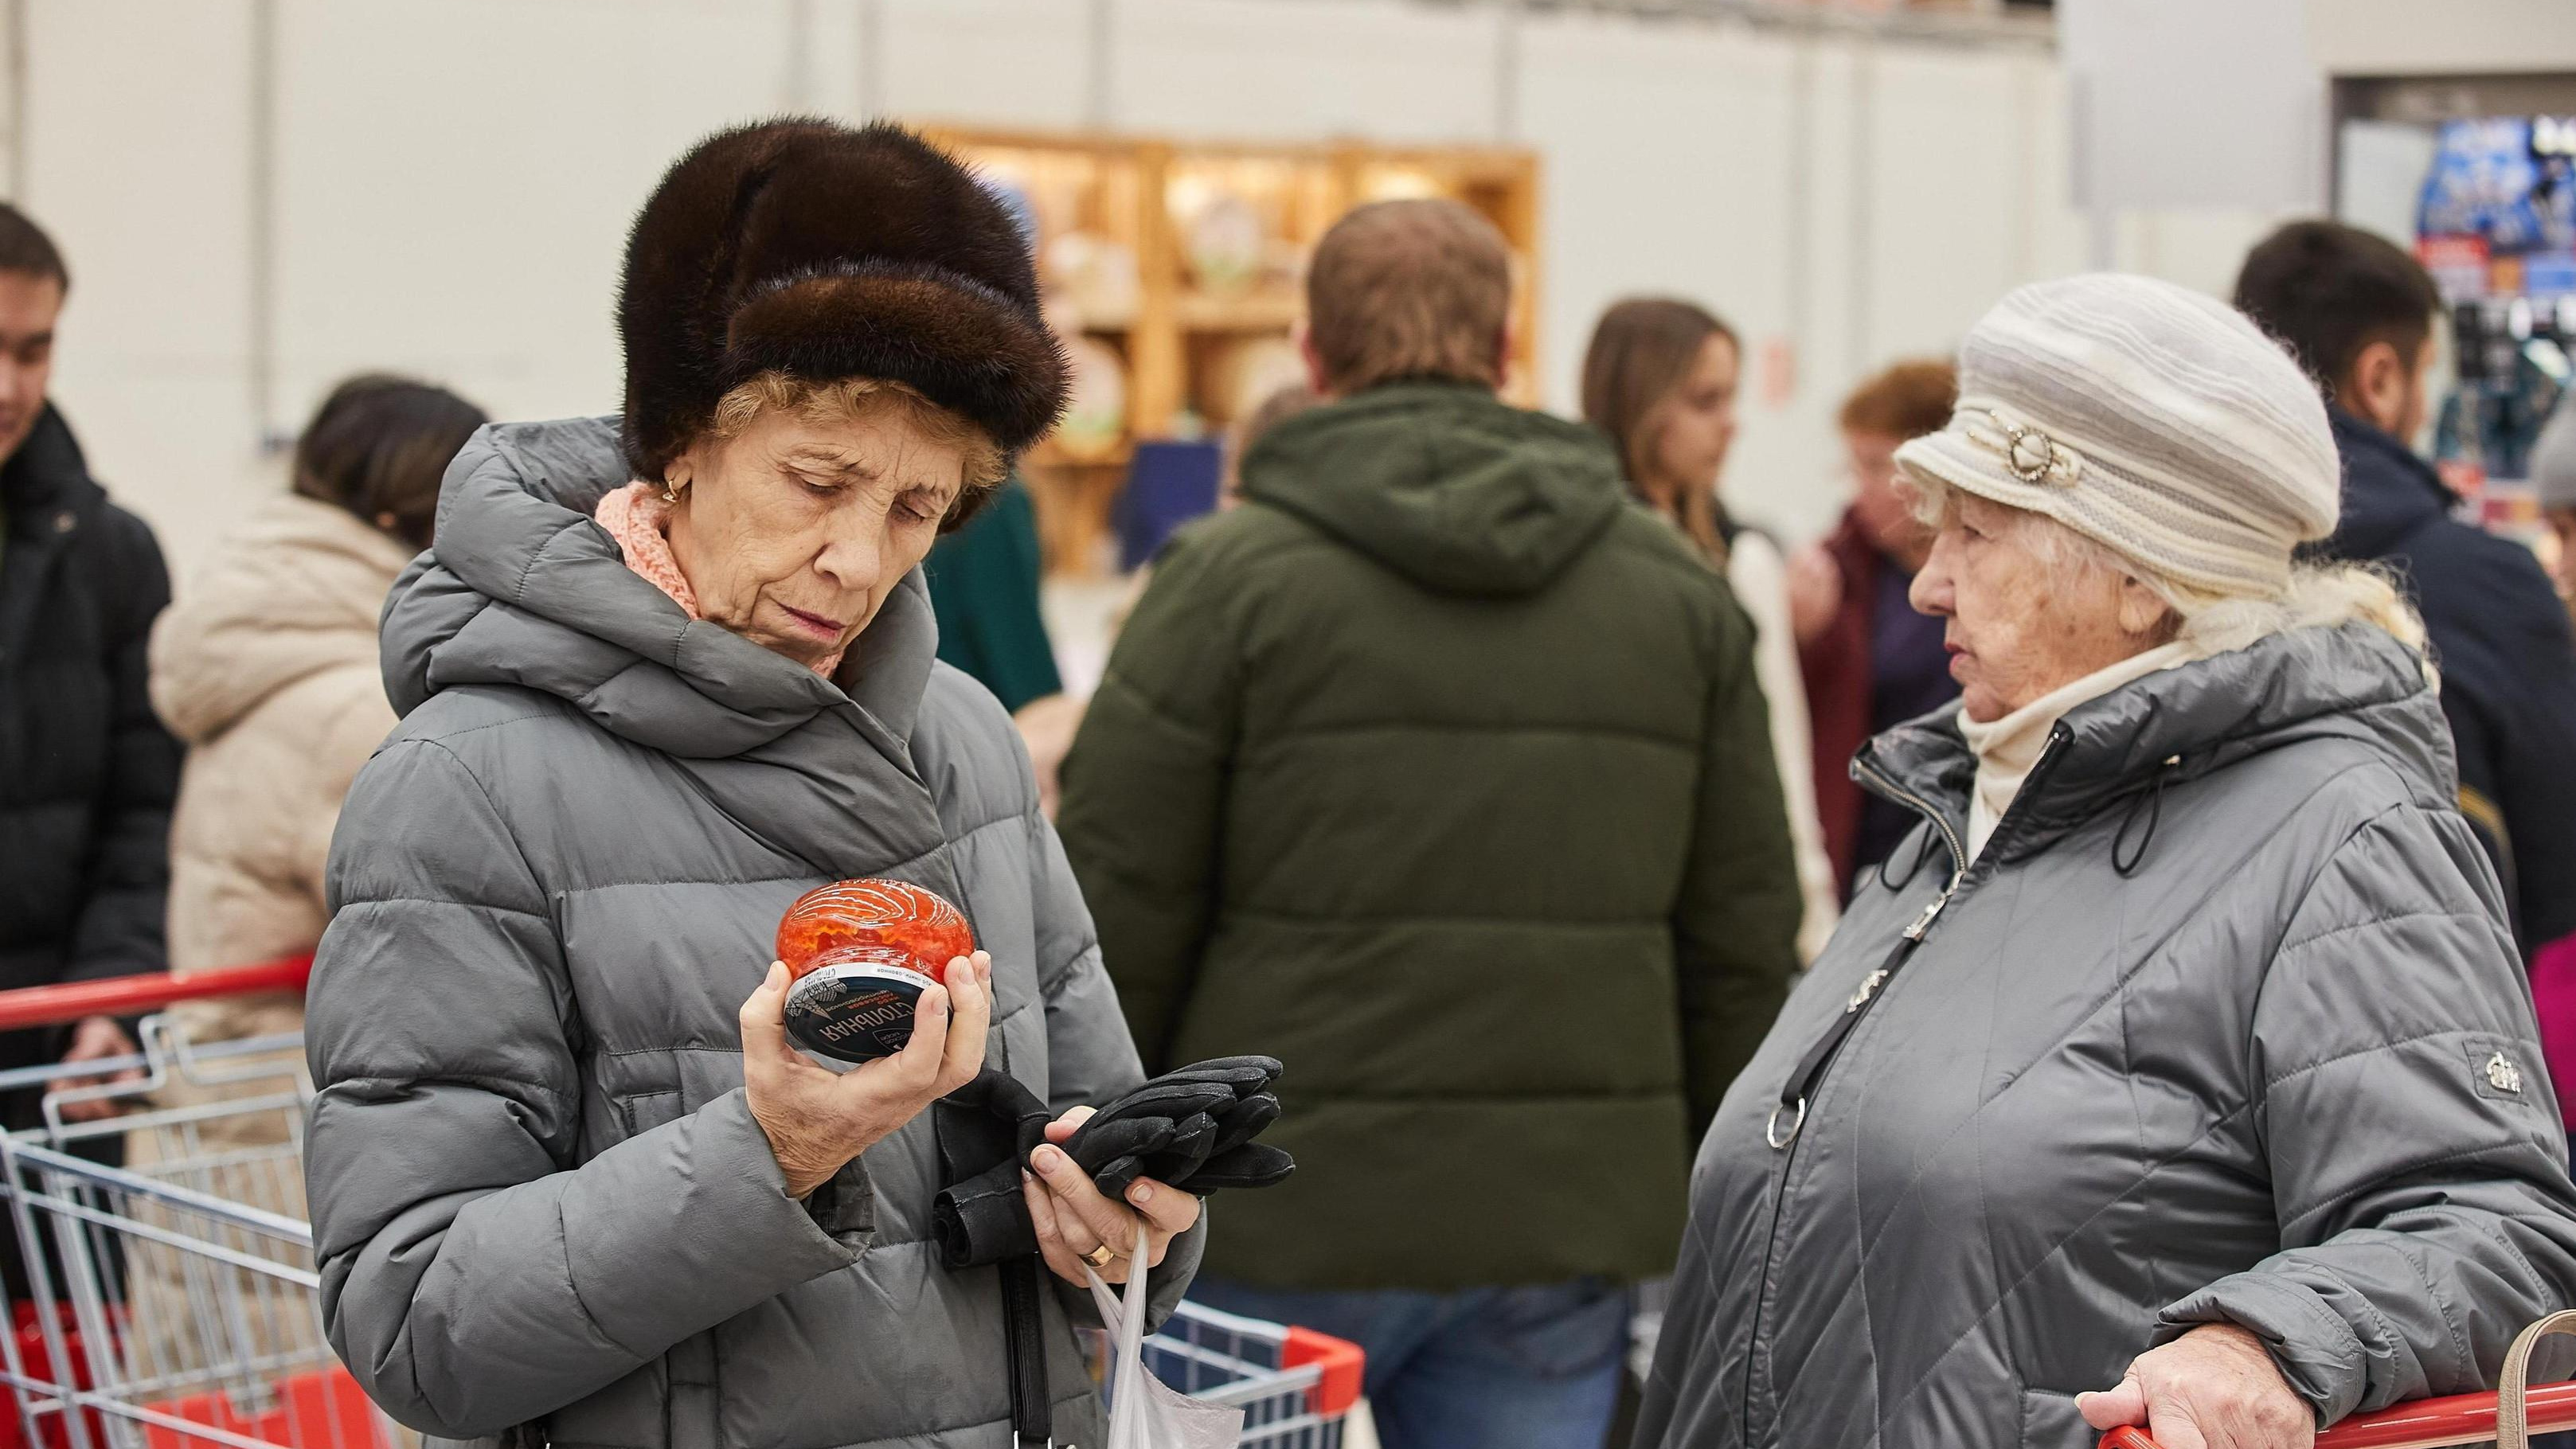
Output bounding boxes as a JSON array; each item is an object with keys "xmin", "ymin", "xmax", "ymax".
[
  {"xmin": 0, "ymin": 956, "xmax": 312, "ymax": 1033},
  {"xmin": 2102, "ymin": 1379, "xmax": 2576, "ymax": 1448}
]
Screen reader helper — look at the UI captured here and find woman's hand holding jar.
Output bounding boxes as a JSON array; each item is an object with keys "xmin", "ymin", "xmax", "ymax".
[{"xmin": 738, "ymin": 951, "xmax": 992, "ymax": 1200}]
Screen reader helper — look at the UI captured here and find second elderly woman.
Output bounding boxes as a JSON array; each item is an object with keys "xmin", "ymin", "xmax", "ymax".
[
  {"xmin": 303, "ymin": 121, "xmax": 1202, "ymax": 1449},
  {"xmin": 1636, "ymin": 274, "xmax": 2576, "ymax": 1449}
]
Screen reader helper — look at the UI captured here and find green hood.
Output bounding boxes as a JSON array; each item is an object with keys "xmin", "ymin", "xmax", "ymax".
[{"xmin": 1237, "ymin": 382, "xmax": 1627, "ymax": 596}]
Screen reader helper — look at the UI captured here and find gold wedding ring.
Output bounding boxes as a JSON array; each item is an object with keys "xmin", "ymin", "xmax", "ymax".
[{"xmin": 1081, "ymin": 1243, "xmax": 1120, "ymax": 1269}]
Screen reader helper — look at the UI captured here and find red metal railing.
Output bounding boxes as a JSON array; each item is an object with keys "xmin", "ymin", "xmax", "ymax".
[
  {"xmin": 2100, "ymin": 1379, "xmax": 2576, "ymax": 1447},
  {"xmin": 0, "ymin": 957, "xmax": 312, "ymax": 1033}
]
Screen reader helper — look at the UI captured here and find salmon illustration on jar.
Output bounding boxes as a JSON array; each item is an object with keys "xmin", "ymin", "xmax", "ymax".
[{"xmin": 776, "ymin": 879, "xmax": 975, "ymax": 1062}]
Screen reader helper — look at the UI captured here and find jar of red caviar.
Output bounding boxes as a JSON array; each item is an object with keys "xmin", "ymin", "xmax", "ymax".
[{"xmin": 777, "ymin": 879, "xmax": 975, "ymax": 1062}]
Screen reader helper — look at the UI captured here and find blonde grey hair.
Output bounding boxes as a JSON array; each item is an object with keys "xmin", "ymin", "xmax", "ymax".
[{"xmin": 1910, "ymin": 475, "xmax": 2433, "ymax": 679}]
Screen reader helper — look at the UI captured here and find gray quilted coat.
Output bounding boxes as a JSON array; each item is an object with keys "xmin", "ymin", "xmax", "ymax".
[
  {"xmin": 303, "ymin": 418, "xmax": 1201, "ymax": 1449},
  {"xmin": 1636, "ymin": 622, "xmax": 2576, "ymax": 1449}
]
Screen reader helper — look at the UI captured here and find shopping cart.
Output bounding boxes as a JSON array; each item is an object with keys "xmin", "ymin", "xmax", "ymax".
[
  {"xmin": 0, "ymin": 956, "xmax": 385, "ymax": 1449},
  {"xmin": 1137, "ymin": 1301, "xmax": 1363, "ymax": 1448},
  {"xmin": 0, "ymin": 962, "xmax": 1364, "ymax": 1449}
]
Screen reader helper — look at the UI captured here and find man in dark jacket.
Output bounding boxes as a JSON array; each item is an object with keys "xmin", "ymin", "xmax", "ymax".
[
  {"xmin": 0, "ymin": 203, "xmax": 179, "ymax": 1179},
  {"xmin": 2237, "ymin": 220, "xmax": 2576, "ymax": 956},
  {"xmin": 1057, "ymin": 199, "xmax": 1800, "ymax": 1449}
]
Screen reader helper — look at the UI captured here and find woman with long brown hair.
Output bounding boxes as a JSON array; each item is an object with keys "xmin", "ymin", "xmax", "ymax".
[{"xmin": 1582, "ymin": 298, "xmax": 1837, "ymax": 958}]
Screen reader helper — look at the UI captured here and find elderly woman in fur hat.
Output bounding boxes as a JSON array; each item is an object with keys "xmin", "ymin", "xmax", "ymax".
[{"xmin": 303, "ymin": 121, "xmax": 1201, "ymax": 1449}]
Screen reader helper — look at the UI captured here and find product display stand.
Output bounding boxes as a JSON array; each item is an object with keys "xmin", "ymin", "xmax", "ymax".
[{"xmin": 925, "ymin": 124, "xmax": 1542, "ymax": 574}]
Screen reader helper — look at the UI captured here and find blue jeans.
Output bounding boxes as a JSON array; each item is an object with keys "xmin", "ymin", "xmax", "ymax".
[{"xmin": 1187, "ymin": 1275, "xmax": 1629, "ymax": 1449}]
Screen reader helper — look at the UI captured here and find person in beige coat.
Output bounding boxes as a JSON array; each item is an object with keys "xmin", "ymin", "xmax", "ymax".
[
  {"xmin": 127, "ymin": 375, "xmax": 481, "ymax": 1388},
  {"xmin": 150, "ymin": 376, "xmax": 484, "ymax": 1035}
]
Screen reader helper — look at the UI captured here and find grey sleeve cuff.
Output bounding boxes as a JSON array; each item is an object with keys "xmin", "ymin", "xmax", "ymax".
[
  {"xmin": 801, "ymin": 1156, "xmax": 878, "ymax": 1247},
  {"xmin": 2157, "ymin": 1271, "xmax": 2367, "ymax": 1426}
]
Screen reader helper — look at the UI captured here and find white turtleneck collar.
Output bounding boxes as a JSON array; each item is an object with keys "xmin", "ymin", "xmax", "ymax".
[{"xmin": 1956, "ymin": 641, "xmax": 2197, "ymax": 861}]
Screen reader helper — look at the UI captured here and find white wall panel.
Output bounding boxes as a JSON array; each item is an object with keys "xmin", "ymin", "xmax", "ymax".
[
  {"xmin": 1517, "ymin": 16, "xmax": 1796, "ymax": 392},
  {"xmin": 876, "ymin": 0, "xmax": 1089, "ymax": 131},
  {"xmin": 1770, "ymin": 38, "xmax": 1867, "ymax": 541},
  {"xmin": 28, "ymin": 0, "xmax": 265, "ymax": 578},
  {"xmin": 2021, "ymin": 57, "xmax": 2094, "ymax": 279},
  {"xmin": 272, "ymin": 0, "xmax": 803, "ymax": 440},
  {"xmin": 2022, "ymin": 57, "xmax": 2289, "ymax": 296},
  {"xmin": 1113, "ymin": 0, "xmax": 1496, "ymax": 143},
  {"xmin": 1858, "ymin": 45, "xmax": 2023, "ymax": 367}
]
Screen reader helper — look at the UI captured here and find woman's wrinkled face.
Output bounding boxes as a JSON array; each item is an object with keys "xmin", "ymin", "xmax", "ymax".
[
  {"xmin": 1909, "ymin": 493, "xmax": 2168, "ymax": 723},
  {"xmin": 665, "ymin": 403, "xmax": 967, "ymax": 670},
  {"xmin": 1644, "ymin": 334, "xmax": 1740, "ymax": 501}
]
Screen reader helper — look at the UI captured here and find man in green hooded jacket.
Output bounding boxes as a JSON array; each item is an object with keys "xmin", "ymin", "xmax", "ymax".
[{"xmin": 1057, "ymin": 197, "xmax": 1800, "ymax": 1449}]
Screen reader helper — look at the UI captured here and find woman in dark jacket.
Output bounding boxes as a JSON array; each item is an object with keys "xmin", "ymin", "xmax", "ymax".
[
  {"xmin": 1638, "ymin": 274, "xmax": 2576, "ymax": 1449},
  {"xmin": 303, "ymin": 122, "xmax": 1202, "ymax": 1449}
]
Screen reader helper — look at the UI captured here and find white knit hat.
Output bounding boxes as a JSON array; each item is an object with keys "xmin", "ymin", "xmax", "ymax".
[{"xmin": 1894, "ymin": 273, "xmax": 2342, "ymax": 598}]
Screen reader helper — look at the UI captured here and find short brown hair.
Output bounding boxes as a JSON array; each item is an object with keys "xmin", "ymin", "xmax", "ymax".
[
  {"xmin": 1838, "ymin": 359, "xmax": 1957, "ymax": 440},
  {"xmin": 2233, "ymin": 219, "xmax": 2442, "ymax": 396},
  {"xmin": 1306, "ymin": 199, "xmax": 1511, "ymax": 395},
  {"xmin": 0, "ymin": 203, "xmax": 67, "ymax": 292}
]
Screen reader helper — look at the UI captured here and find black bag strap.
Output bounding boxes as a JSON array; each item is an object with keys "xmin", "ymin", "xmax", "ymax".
[
  {"xmin": 999, "ymin": 1255, "xmax": 1053, "ymax": 1446},
  {"xmin": 933, "ymin": 1072, "xmax": 1056, "ymax": 1445}
]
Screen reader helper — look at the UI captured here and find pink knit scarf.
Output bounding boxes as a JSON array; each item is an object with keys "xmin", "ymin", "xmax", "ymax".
[{"xmin": 594, "ymin": 482, "xmax": 846, "ymax": 678}]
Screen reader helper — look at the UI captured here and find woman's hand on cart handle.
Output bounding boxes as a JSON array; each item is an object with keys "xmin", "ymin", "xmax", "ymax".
[
  {"xmin": 55, "ymin": 1015, "xmax": 144, "ymax": 1122},
  {"xmin": 741, "ymin": 951, "xmax": 992, "ymax": 1200},
  {"xmin": 2079, "ymin": 1324, "xmax": 2315, "ymax": 1449},
  {"xmin": 1022, "ymin": 1103, "xmax": 1200, "ymax": 1287}
]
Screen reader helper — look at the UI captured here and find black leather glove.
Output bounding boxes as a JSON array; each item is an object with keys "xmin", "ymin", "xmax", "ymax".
[
  {"xmin": 931, "ymin": 1056, "xmax": 1295, "ymax": 1271},
  {"xmin": 1062, "ymin": 1055, "xmax": 1295, "ymax": 1201}
]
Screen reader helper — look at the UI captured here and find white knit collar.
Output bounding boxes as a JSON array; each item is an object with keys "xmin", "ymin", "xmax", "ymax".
[{"xmin": 1959, "ymin": 641, "xmax": 2197, "ymax": 860}]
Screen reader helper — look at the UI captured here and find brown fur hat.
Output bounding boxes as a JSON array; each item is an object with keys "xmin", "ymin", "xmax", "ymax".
[{"xmin": 616, "ymin": 119, "xmax": 1067, "ymax": 484}]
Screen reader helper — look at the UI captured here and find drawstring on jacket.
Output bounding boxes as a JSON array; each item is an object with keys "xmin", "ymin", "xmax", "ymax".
[
  {"xmin": 1879, "ymin": 828, "xmax": 1945, "ymax": 892},
  {"xmin": 2113, "ymin": 754, "xmax": 2183, "ymax": 877}
]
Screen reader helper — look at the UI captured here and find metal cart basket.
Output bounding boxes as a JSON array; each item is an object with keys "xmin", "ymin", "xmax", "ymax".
[
  {"xmin": 0, "ymin": 958, "xmax": 378, "ymax": 1449},
  {"xmin": 1136, "ymin": 1300, "xmax": 1362, "ymax": 1448}
]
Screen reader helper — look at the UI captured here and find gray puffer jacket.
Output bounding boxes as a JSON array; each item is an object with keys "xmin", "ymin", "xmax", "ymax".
[
  {"xmin": 1637, "ymin": 622, "xmax": 2576, "ymax": 1449},
  {"xmin": 304, "ymin": 418, "xmax": 1201, "ymax": 1449}
]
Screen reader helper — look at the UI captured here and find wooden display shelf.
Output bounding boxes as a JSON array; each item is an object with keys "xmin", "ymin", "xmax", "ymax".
[
  {"xmin": 921, "ymin": 123, "xmax": 1542, "ymax": 576},
  {"xmin": 1175, "ymin": 288, "xmax": 1305, "ymax": 332}
]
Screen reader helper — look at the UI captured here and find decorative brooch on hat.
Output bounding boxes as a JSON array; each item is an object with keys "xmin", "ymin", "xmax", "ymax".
[{"xmin": 1976, "ymin": 408, "xmax": 2084, "ymax": 488}]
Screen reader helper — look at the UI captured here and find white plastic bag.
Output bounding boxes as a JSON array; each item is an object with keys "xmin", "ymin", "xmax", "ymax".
[{"xmin": 1085, "ymin": 1222, "xmax": 1243, "ymax": 1449}]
